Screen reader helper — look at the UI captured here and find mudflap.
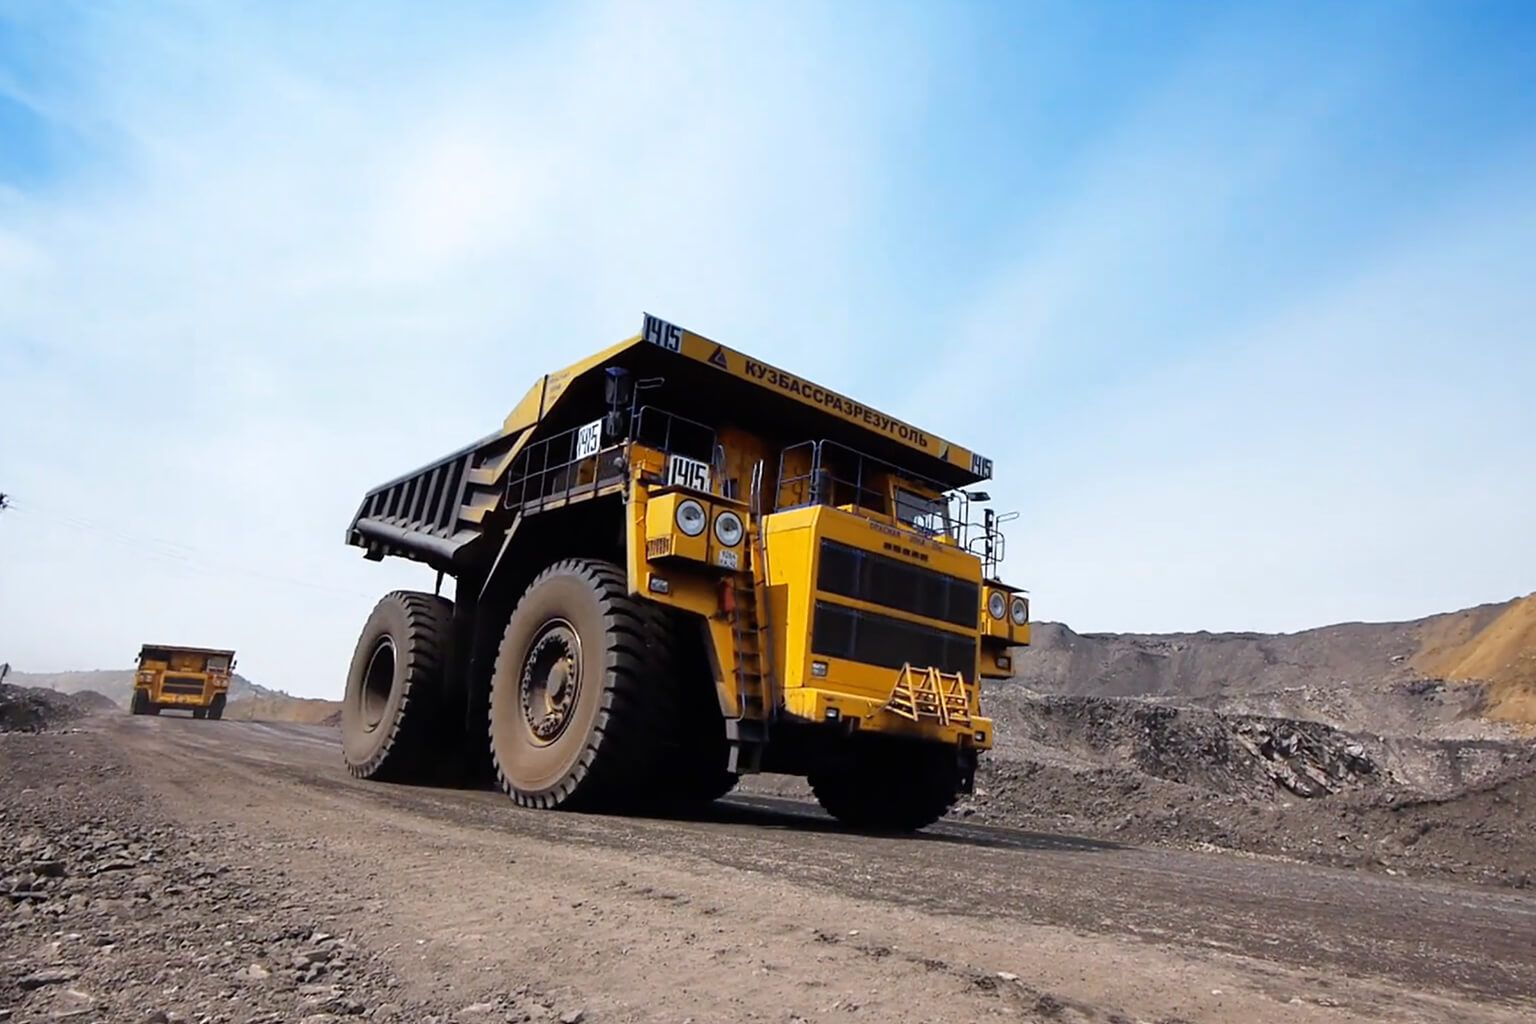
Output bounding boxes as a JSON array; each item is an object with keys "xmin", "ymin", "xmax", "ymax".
[{"xmin": 957, "ymin": 747, "xmax": 979, "ymax": 795}]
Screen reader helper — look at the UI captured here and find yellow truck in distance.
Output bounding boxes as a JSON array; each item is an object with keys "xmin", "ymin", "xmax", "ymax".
[
  {"xmin": 342, "ymin": 314, "xmax": 1029, "ymax": 830},
  {"xmin": 131, "ymin": 645, "xmax": 235, "ymax": 720}
]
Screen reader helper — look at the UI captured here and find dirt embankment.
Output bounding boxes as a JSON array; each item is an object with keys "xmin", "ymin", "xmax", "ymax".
[
  {"xmin": 974, "ymin": 597, "xmax": 1536, "ymax": 884},
  {"xmin": 9, "ymin": 670, "xmax": 343, "ymax": 725},
  {"xmin": 953, "ymin": 688, "xmax": 1536, "ymax": 887},
  {"xmin": 1417, "ymin": 593, "xmax": 1536, "ymax": 726},
  {"xmin": 1014, "ymin": 593, "xmax": 1536, "ymax": 735},
  {"xmin": 0, "ymin": 685, "xmax": 116, "ymax": 734},
  {"xmin": 225, "ymin": 695, "xmax": 343, "ymax": 725}
]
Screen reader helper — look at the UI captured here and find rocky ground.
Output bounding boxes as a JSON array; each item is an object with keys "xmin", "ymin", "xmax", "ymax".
[
  {"xmin": 0, "ymin": 730, "xmax": 562, "ymax": 1024},
  {"xmin": 971, "ymin": 689, "xmax": 1536, "ymax": 887},
  {"xmin": 746, "ymin": 689, "xmax": 1536, "ymax": 889},
  {"xmin": 7, "ymin": 714, "xmax": 1534, "ymax": 1024}
]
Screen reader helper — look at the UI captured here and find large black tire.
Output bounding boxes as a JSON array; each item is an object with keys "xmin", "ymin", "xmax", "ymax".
[
  {"xmin": 208, "ymin": 694, "xmax": 226, "ymax": 721},
  {"xmin": 192, "ymin": 708, "xmax": 207, "ymax": 720},
  {"xmin": 130, "ymin": 690, "xmax": 149, "ymax": 716},
  {"xmin": 665, "ymin": 621, "xmax": 737, "ymax": 805},
  {"xmin": 489, "ymin": 559, "xmax": 687, "ymax": 810},
  {"xmin": 342, "ymin": 591, "xmax": 454, "ymax": 782},
  {"xmin": 809, "ymin": 738, "xmax": 964, "ymax": 833}
]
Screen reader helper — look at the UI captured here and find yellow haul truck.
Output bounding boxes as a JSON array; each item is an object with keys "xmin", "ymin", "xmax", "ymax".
[
  {"xmin": 342, "ymin": 315, "xmax": 1029, "ymax": 830},
  {"xmin": 131, "ymin": 645, "xmax": 235, "ymax": 720}
]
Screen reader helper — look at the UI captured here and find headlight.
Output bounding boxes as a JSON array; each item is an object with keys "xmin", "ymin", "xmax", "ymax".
[
  {"xmin": 675, "ymin": 499, "xmax": 707, "ymax": 537},
  {"xmin": 1010, "ymin": 596, "xmax": 1029, "ymax": 626},
  {"xmin": 713, "ymin": 511, "xmax": 744, "ymax": 547},
  {"xmin": 986, "ymin": 591, "xmax": 1007, "ymax": 621}
]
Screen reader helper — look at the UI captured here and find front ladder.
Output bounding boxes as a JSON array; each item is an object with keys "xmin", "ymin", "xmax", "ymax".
[{"xmin": 725, "ymin": 462, "xmax": 775, "ymax": 773}]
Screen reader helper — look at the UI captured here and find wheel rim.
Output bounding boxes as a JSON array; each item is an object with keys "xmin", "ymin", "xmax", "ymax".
[
  {"xmin": 360, "ymin": 637, "xmax": 395, "ymax": 732},
  {"xmin": 521, "ymin": 619, "xmax": 582, "ymax": 744}
]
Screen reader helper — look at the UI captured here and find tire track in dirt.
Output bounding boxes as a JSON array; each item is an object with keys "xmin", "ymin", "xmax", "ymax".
[{"xmin": 107, "ymin": 715, "xmax": 1536, "ymax": 1022}]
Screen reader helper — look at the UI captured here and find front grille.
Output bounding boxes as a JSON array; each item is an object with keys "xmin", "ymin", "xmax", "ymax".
[
  {"xmin": 161, "ymin": 676, "xmax": 205, "ymax": 696},
  {"xmin": 817, "ymin": 540, "xmax": 978, "ymax": 628},
  {"xmin": 811, "ymin": 601, "xmax": 976, "ymax": 676}
]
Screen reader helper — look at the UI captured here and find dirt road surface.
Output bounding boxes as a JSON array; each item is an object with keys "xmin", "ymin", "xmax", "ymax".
[{"xmin": 5, "ymin": 717, "xmax": 1534, "ymax": 1023}]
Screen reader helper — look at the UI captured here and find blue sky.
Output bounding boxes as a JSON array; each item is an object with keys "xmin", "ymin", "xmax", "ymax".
[{"xmin": 1, "ymin": 1, "xmax": 1533, "ymax": 696}]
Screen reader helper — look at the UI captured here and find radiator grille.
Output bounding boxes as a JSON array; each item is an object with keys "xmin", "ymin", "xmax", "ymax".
[
  {"xmin": 811, "ymin": 601, "xmax": 976, "ymax": 676},
  {"xmin": 817, "ymin": 540, "xmax": 978, "ymax": 628}
]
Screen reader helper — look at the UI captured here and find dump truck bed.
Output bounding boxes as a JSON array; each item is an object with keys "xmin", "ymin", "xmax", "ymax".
[
  {"xmin": 138, "ymin": 645, "xmax": 237, "ymax": 663},
  {"xmin": 346, "ymin": 316, "xmax": 994, "ymax": 574}
]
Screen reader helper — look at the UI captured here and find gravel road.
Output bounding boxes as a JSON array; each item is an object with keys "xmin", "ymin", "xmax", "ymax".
[{"xmin": 3, "ymin": 715, "xmax": 1533, "ymax": 1023}]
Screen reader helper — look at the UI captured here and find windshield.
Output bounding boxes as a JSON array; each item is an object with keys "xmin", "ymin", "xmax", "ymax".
[{"xmin": 894, "ymin": 488, "xmax": 953, "ymax": 539}]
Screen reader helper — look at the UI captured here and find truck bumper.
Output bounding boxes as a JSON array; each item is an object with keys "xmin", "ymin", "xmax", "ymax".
[
  {"xmin": 781, "ymin": 687, "xmax": 994, "ymax": 750},
  {"xmin": 154, "ymin": 692, "xmax": 213, "ymax": 706}
]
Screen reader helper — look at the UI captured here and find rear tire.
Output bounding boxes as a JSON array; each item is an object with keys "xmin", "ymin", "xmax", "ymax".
[
  {"xmin": 489, "ymin": 559, "xmax": 683, "ymax": 810},
  {"xmin": 342, "ymin": 591, "xmax": 454, "ymax": 782},
  {"xmin": 809, "ymin": 738, "xmax": 964, "ymax": 833}
]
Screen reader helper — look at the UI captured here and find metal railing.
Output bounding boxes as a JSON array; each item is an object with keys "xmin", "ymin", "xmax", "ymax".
[
  {"xmin": 634, "ymin": 406, "xmax": 717, "ymax": 465},
  {"xmin": 503, "ymin": 422, "xmax": 626, "ymax": 515},
  {"xmin": 775, "ymin": 439, "xmax": 897, "ymax": 519},
  {"xmin": 774, "ymin": 438, "xmax": 1014, "ymax": 574}
]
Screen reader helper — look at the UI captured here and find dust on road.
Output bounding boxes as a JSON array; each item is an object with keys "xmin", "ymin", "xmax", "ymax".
[{"xmin": 5, "ymin": 716, "xmax": 1534, "ymax": 1023}]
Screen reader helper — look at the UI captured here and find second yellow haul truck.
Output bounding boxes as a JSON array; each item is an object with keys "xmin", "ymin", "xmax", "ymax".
[
  {"xmin": 341, "ymin": 315, "xmax": 1029, "ymax": 830},
  {"xmin": 131, "ymin": 644, "xmax": 235, "ymax": 719}
]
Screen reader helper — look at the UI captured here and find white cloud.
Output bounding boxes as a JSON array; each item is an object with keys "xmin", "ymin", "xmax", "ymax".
[{"xmin": 0, "ymin": 1, "xmax": 930, "ymax": 693}]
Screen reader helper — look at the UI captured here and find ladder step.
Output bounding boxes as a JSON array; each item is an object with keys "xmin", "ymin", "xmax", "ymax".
[{"xmin": 726, "ymin": 718, "xmax": 769, "ymax": 742}]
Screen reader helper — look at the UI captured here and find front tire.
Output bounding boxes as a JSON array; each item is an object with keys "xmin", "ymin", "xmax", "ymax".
[
  {"xmin": 489, "ymin": 559, "xmax": 682, "ymax": 810},
  {"xmin": 208, "ymin": 694, "xmax": 226, "ymax": 721},
  {"xmin": 342, "ymin": 591, "xmax": 454, "ymax": 781},
  {"xmin": 809, "ymin": 738, "xmax": 965, "ymax": 833}
]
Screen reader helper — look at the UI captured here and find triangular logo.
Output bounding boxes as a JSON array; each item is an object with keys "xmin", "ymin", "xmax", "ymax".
[{"xmin": 708, "ymin": 345, "xmax": 728, "ymax": 368}]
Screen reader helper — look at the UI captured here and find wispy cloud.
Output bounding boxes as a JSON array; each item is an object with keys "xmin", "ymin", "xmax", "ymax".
[
  {"xmin": 1, "ymin": 2, "xmax": 1532, "ymax": 691},
  {"xmin": 0, "ymin": 1, "xmax": 931, "ymax": 691}
]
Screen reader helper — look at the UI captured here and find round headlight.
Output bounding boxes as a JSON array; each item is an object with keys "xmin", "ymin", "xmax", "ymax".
[
  {"xmin": 675, "ymin": 499, "xmax": 707, "ymax": 537},
  {"xmin": 714, "ymin": 510, "xmax": 744, "ymax": 547},
  {"xmin": 987, "ymin": 591, "xmax": 1007, "ymax": 621},
  {"xmin": 1010, "ymin": 596, "xmax": 1029, "ymax": 626}
]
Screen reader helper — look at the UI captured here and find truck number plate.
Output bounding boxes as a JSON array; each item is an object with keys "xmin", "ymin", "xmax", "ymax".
[
  {"xmin": 643, "ymin": 313, "xmax": 683, "ymax": 352},
  {"xmin": 716, "ymin": 549, "xmax": 739, "ymax": 570},
  {"xmin": 667, "ymin": 454, "xmax": 711, "ymax": 492},
  {"xmin": 576, "ymin": 418, "xmax": 603, "ymax": 459}
]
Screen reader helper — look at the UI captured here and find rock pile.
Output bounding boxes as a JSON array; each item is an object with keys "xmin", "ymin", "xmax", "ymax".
[{"xmin": 0, "ymin": 686, "xmax": 115, "ymax": 734}]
